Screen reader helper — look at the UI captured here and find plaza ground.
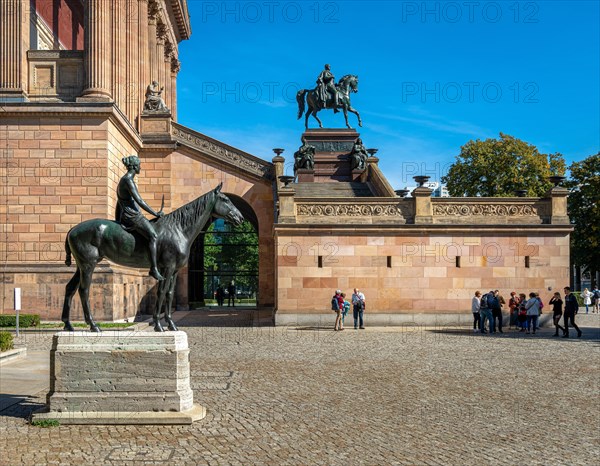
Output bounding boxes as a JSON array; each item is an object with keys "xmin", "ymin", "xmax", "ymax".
[{"xmin": 1, "ymin": 311, "xmax": 598, "ymax": 466}]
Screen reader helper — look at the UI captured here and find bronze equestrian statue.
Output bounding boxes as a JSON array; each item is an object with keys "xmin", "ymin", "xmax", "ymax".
[
  {"xmin": 62, "ymin": 158, "xmax": 244, "ymax": 332},
  {"xmin": 297, "ymin": 66, "xmax": 362, "ymax": 129}
]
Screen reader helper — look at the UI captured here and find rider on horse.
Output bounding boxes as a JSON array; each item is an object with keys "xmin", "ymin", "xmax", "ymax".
[
  {"xmin": 316, "ymin": 64, "xmax": 339, "ymax": 111},
  {"xmin": 116, "ymin": 155, "xmax": 165, "ymax": 281}
]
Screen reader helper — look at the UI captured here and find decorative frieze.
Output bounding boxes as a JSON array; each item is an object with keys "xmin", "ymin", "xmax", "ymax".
[
  {"xmin": 172, "ymin": 123, "xmax": 274, "ymax": 180},
  {"xmin": 432, "ymin": 202, "xmax": 541, "ymax": 217},
  {"xmin": 297, "ymin": 202, "xmax": 413, "ymax": 219}
]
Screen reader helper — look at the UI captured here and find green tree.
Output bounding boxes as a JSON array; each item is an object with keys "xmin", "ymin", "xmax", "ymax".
[
  {"xmin": 204, "ymin": 220, "xmax": 259, "ymax": 295},
  {"xmin": 567, "ymin": 153, "xmax": 600, "ymax": 285},
  {"xmin": 442, "ymin": 133, "xmax": 566, "ymax": 197}
]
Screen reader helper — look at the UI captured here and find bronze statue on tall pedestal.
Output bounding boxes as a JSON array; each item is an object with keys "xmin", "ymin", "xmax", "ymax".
[{"xmin": 297, "ymin": 65, "xmax": 362, "ymax": 130}]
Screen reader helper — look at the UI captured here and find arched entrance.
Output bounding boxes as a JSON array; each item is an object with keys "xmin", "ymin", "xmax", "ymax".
[{"xmin": 188, "ymin": 195, "xmax": 259, "ymax": 308}]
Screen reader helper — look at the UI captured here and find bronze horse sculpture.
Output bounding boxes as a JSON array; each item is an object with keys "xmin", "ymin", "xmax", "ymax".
[
  {"xmin": 296, "ymin": 74, "xmax": 363, "ymax": 130},
  {"xmin": 62, "ymin": 183, "xmax": 244, "ymax": 332}
]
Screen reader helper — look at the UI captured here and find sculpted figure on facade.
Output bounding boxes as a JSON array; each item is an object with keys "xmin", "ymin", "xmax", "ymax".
[{"xmin": 144, "ymin": 80, "xmax": 169, "ymax": 112}]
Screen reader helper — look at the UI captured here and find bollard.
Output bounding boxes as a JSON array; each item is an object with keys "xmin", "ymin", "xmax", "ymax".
[{"xmin": 14, "ymin": 288, "xmax": 21, "ymax": 337}]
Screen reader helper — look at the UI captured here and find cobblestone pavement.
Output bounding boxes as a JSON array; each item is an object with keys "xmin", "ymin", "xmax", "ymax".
[{"xmin": 1, "ymin": 314, "xmax": 599, "ymax": 466}]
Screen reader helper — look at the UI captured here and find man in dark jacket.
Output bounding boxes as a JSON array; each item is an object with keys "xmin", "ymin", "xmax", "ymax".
[
  {"xmin": 563, "ymin": 287, "xmax": 582, "ymax": 338},
  {"xmin": 490, "ymin": 290, "xmax": 504, "ymax": 333},
  {"xmin": 479, "ymin": 290, "xmax": 494, "ymax": 334}
]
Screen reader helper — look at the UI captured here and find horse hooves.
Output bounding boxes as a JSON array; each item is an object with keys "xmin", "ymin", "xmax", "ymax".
[
  {"xmin": 90, "ymin": 325, "xmax": 101, "ymax": 333},
  {"xmin": 168, "ymin": 324, "xmax": 178, "ymax": 332},
  {"xmin": 154, "ymin": 325, "xmax": 165, "ymax": 333},
  {"xmin": 63, "ymin": 322, "xmax": 75, "ymax": 332},
  {"xmin": 359, "ymin": 122, "xmax": 363, "ymax": 127}
]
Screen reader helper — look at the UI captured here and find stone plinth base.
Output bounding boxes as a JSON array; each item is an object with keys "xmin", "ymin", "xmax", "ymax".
[
  {"xmin": 32, "ymin": 331, "xmax": 205, "ymax": 425},
  {"xmin": 302, "ymin": 128, "xmax": 359, "ymax": 181},
  {"xmin": 296, "ymin": 168, "xmax": 314, "ymax": 182}
]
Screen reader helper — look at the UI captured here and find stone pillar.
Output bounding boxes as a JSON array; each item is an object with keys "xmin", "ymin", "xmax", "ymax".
[
  {"xmin": 156, "ymin": 24, "xmax": 166, "ymax": 94},
  {"xmin": 163, "ymin": 45, "xmax": 172, "ymax": 109},
  {"xmin": 126, "ymin": 0, "xmax": 140, "ymax": 122},
  {"xmin": 112, "ymin": 0, "xmax": 126, "ymax": 110},
  {"xmin": 412, "ymin": 186, "xmax": 433, "ymax": 224},
  {"xmin": 0, "ymin": 0, "xmax": 28, "ymax": 101},
  {"xmin": 81, "ymin": 0, "xmax": 113, "ymax": 100},
  {"xmin": 272, "ymin": 155, "xmax": 285, "ymax": 190},
  {"xmin": 138, "ymin": 0, "xmax": 150, "ymax": 129},
  {"xmin": 546, "ymin": 186, "xmax": 570, "ymax": 224},
  {"xmin": 170, "ymin": 58, "xmax": 180, "ymax": 121},
  {"xmin": 278, "ymin": 188, "xmax": 296, "ymax": 224},
  {"xmin": 148, "ymin": 3, "xmax": 159, "ymax": 82}
]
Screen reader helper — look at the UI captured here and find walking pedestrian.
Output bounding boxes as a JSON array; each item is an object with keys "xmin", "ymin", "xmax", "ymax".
[
  {"xmin": 549, "ymin": 292, "xmax": 565, "ymax": 336},
  {"xmin": 563, "ymin": 287, "xmax": 582, "ymax": 338}
]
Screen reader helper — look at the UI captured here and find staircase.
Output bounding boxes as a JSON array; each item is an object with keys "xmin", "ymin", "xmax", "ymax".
[{"xmin": 294, "ymin": 182, "xmax": 374, "ymax": 198}]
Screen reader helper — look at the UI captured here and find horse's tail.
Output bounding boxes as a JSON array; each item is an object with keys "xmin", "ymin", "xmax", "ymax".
[
  {"xmin": 296, "ymin": 89, "xmax": 307, "ymax": 119},
  {"xmin": 64, "ymin": 230, "xmax": 73, "ymax": 266}
]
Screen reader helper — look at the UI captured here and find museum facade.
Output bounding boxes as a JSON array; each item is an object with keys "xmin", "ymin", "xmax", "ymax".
[{"xmin": 0, "ymin": 0, "xmax": 572, "ymax": 325}]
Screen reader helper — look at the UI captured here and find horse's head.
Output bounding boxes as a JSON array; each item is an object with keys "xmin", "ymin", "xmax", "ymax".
[
  {"xmin": 339, "ymin": 74, "xmax": 359, "ymax": 93},
  {"xmin": 212, "ymin": 183, "xmax": 244, "ymax": 226}
]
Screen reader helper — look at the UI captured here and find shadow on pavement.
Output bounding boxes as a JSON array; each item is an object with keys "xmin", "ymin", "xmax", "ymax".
[
  {"xmin": 427, "ymin": 326, "xmax": 600, "ymax": 343},
  {"xmin": 0, "ymin": 393, "xmax": 45, "ymax": 420}
]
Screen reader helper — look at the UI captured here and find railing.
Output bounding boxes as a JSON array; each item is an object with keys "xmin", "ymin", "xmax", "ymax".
[{"xmin": 27, "ymin": 50, "xmax": 84, "ymax": 101}]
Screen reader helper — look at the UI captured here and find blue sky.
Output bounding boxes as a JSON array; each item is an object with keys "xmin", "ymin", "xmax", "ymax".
[{"xmin": 177, "ymin": 1, "xmax": 600, "ymax": 187}]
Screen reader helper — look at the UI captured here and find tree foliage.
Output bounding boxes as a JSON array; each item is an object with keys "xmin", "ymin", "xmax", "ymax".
[
  {"xmin": 566, "ymin": 153, "xmax": 600, "ymax": 279},
  {"xmin": 442, "ymin": 133, "xmax": 566, "ymax": 197}
]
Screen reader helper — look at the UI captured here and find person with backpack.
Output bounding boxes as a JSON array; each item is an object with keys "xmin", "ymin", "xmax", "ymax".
[
  {"xmin": 332, "ymin": 290, "xmax": 344, "ymax": 331},
  {"xmin": 563, "ymin": 287, "xmax": 582, "ymax": 338},
  {"xmin": 479, "ymin": 290, "xmax": 494, "ymax": 334},
  {"xmin": 525, "ymin": 292, "xmax": 541, "ymax": 335},
  {"xmin": 593, "ymin": 287, "xmax": 600, "ymax": 313},
  {"xmin": 490, "ymin": 290, "xmax": 504, "ymax": 333}
]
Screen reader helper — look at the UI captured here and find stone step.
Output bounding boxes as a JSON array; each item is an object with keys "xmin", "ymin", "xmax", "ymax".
[{"xmin": 294, "ymin": 182, "xmax": 374, "ymax": 198}]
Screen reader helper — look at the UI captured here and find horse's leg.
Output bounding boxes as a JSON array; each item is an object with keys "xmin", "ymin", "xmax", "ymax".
[
  {"xmin": 343, "ymin": 105, "xmax": 351, "ymax": 128},
  {"xmin": 154, "ymin": 279, "xmax": 168, "ymax": 332},
  {"xmin": 61, "ymin": 268, "xmax": 80, "ymax": 331},
  {"xmin": 313, "ymin": 109, "xmax": 323, "ymax": 128},
  {"xmin": 348, "ymin": 106, "xmax": 363, "ymax": 127},
  {"xmin": 165, "ymin": 272, "xmax": 178, "ymax": 331},
  {"xmin": 78, "ymin": 265, "xmax": 100, "ymax": 332}
]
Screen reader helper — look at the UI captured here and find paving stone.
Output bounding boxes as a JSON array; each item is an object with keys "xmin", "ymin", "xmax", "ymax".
[{"xmin": 0, "ymin": 320, "xmax": 598, "ymax": 465}]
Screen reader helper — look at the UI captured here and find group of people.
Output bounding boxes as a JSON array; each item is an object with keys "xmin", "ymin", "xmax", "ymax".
[
  {"xmin": 582, "ymin": 287, "xmax": 600, "ymax": 314},
  {"xmin": 331, "ymin": 289, "xmax": 366, "ymax": 330},
  {"xmin": 471, "ymin": 287, "xmax": 583, "ymax": 337},
  {"xmin": 215, "ymin": 281, "xmax": 237, "ymax": 307}
]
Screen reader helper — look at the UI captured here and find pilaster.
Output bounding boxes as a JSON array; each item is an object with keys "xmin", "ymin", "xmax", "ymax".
[
  {"xmin": 80, "ymin": 0, "xmax": 113, "ymax": 101},
  {"xmin": 0, "ymin": 0, "xmax": 29, "ymax": 101}
]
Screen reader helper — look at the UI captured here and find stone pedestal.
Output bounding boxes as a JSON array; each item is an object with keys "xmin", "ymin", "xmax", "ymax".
[
  {"xmin": 140, "ymin": 111, "xmax": 173, "ymax": 144},
  {"xmin": 302, "ymin": 128, "xmax": 359, "ymax": 182},
  {"xmin": 296, "ymin": 168, "xmax": 315, "ymax": 183},
  {"xmin": 32, "ymin": 331, "xmax": 205, "ymax": 425}
]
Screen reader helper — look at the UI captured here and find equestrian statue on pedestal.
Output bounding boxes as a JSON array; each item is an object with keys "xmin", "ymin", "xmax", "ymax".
[{"xmin": 297, "ymin": 64, "xmax": 363, "ymax": 129}]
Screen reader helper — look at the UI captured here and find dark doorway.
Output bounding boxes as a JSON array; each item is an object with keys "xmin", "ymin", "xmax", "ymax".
[{"xmin": 188, "ymin": 196, "xmax": 259, "ymax": 308}]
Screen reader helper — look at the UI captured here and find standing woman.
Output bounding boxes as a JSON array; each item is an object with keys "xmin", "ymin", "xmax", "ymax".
[
  {"xmin": 472, "ymin": 291, "xmax": 481, "ymax": 332},
  {"xmin": 583, "ymin": 288, "xmax": 592, "ymax": 314},
  {"xmin": 549, "ymin": 292, "xmax": 565, "ymax": 336},
  {"xmin": 517, "ymin": 293, "xmax": 528, "ymax": 332}
]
